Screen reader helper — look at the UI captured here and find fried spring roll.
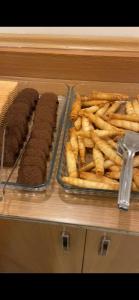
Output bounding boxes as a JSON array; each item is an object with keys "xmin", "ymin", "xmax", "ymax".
[
  {"xmin": 96, "ymin": 103, "xmax": 110, "ymax": 116},
  {"xmin": 106, "ymin": 102, "xmax": 121, "ymax": 115},
  {"xmin": 89, "ymin": 91, "xmax": 129, "ymax": 101},
  {"xmin": 70, "ymin": 93, "xmax": 81, "ymax": 121},
  {"xmin": 79, "ymin": 159, "xmax": 114, "ymax": 172},
  {"xmin": 106, "ymin": 138, "xmax": 117, "ymax": 150},
  {"xmin": 80, "ymin": 171, "xmax": 119, "ymax": 186},
  {"xmin": 74, "ymin": 116, "xmax": 82, "ymax": 130},
  {"xmin": 92, "ymin": 132, "xmax": 122, "ymax": 166},
  {"xmin": 76, "ymin": 130, "xmax": 91, "ymax": 138},
  {"xmin": 82, "ymin": 100, "xmax": 108, "ymax": 107},
  {"xmin": 79, "ymin": 161, "xmax": 95, "ymax": 172},
  {"xmin": 66, "ymin": 142, "xmax": 78, "ymax": 178},
  {"xmin": 109, "ymin": 113, "xmax": 139, "ymax": 122},
  {"xmin": 110, "ymin": 119, "xmax": 139, "ymax": 132},
  {"xmin": 84, "ymin": 138, "xmax": 94, "ymax": 148},
  {"xmin": 82, "ymin": 116, "xmax": 91, "ymax": 131},
  {"xmin": 92, "ymin": 147, "xmax": 104, "ymax": 176},
  {"xmin": 76, "ymin": 129, "xmax": 120, "ymax": 139},
  {"xmin": 81, "ymin": 111, "xmax": 120, "ymax": 132},
  {"xmin": 132, "ymin": 99, "xmax": 139, "ymax": 115},
  {"xmin": 78, "ymin": 136, "xmax": 86, "ymax": 164},
  {"xmin": 109, "ymin": 165, "xmax": 121, "ymax": 172},
  {"xmin": 106, "ymin": 171, "xmax": 120, "ymax": 180},
  {"xmin": 81, "ymin": 105, "xmax": 99, "ymax": 113},
  {"xmin": 82, "ymin": 116, "xmax": 94, "ymax": 148},
  {"xmin": 132, "ymin": 181, "xmax": 139, "ymax": 192},
  {"xmin": 133, "ymin": 168, "xmax": 139, "ymax": 188},
  {"xmin": 133, "ymin": 155, "xmax": 139, "ymax": 167},
  {"xmin": 126, "ymin": 101, "xmax": 135, "ymax": 115},
  {"xmin": 62, "ymin": 176, "xmax": 119, "ymax": 190},
  {"xmin": 69, "ymin": 128, "xmax": 78, "ymax": 160},
  {"xmin": 104, "ymin": 160, "xmax": 114, "ymax": 169}
]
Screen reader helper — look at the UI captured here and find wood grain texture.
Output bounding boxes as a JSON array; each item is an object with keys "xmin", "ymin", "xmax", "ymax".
[
  {"xmin": 83, "ymin": 230, "xmax": 139, "ymax": 273},
  {"xmin": 0, "ymin": 219, "xmax": 85, "ymax": 272},
  {"xmin": 0, "ymin": 34, "xmax": 139, "ymax": 52},
  {"xmin": 1, "ymin": 48, "xmax": 139, "ymax": 83}
]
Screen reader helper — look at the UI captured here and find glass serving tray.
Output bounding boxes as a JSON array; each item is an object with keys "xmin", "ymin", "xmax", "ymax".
[
  {"xmin": 0, "ymin": 77, "xmax": 70, "ymax": 192},
  {"xmin": 57, "ymin": 82, "xmax": 139, "ymax": 199}
]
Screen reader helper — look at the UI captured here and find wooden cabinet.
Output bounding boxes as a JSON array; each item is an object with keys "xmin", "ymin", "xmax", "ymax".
[
  {"xmin": 83, "ymin": 229, "xmax": 139, "ymax": 273},
  {"xmin": 0, "ymin": 219, "xmax": 86, "ymax": 273}
]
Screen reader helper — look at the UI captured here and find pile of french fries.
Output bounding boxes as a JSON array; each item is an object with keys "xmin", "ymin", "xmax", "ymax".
[{"xmin": 62, "ymin": 91, "xmax": 139, "ymax": 192}]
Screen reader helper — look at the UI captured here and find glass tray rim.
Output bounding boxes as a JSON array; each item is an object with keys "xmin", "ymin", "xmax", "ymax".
[
  {"xmin": 56, "ymin": 86, "xmax": 139, "ymax": 199},
  {"xmin": 0, "ymin": 77, "xmax": 71, "ymax": 192}
]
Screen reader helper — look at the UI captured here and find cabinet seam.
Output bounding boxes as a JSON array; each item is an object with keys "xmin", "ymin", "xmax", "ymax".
[{"xmin": 81, "ymin": 229, "xmax": 87, "ymax": 273}]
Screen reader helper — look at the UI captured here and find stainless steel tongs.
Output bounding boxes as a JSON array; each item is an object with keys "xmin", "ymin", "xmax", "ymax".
[{"xmin": 117, "ymin": 131, "xmax": 139, "ymax": 210}]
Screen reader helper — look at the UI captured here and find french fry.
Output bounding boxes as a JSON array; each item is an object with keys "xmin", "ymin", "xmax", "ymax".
[
  {"xmin": 92, "ymin": 147, "xmax": 104, "ymax": 176},
  {"xmin": 106, "ymin": 102, "xmax": 121, "ymax": 115},
  {"xmin": 109, "ymin": 113, "xmax": 139, "ymax": 122},
  {"xmin": 62, "ymin": 176, "xmax": 119, "ymax": 190},
  {"xmin": 82, "ymin": 100, "xmax": 108, "ymax": 107},
  {"xmin": 132, "ymin": 99, "xmax": 139, "ymax": 115},
  {"xmin": 91, "ymin": 132, "xmax": 122, "ymax": 166},
  {"xmin": 78, "ymin": 136, "xmax": 86, "ymax": 164},
  {"xmin": 110, "ymin": 119, "xmax": 139, "ymax": 132},
  {"xmin": 69, "ymin": 128, "xmax": 78, "ymax": 160},
  {"xmin": 82, "ymin": 105, "xmax": 99, "ymax": 113},
  {"xmin": 79, "ymin": 161, "xmax": 95, "ymax": 172},
  {"xmin": 80, "ymin": 171, "xmax": 119, "ymax": 186},
  {"xmin": 74, "ymin": 116, "xmax": 82, "ymax": 130},
  {"xmin": 106, "ymin": 171, "xmax": 120, "ymax": 180},
  {"xmin": 133, "ymin": 168, "xmax": 139, "ymax": 188},
  {"xmin": 66, "ymin": 142, "xmax": 78, "ymax": 178},
  {"xmin": 89, "ymin": 91, "xmax": 129, "ymax": 101},
  {"xmin": 126, "ymin": 101, "xmax": 135, "ymax": 115},
  {"xmin": 96, "ymin": 103, "xmax": 110, "ymax": 116},
  {"xmin": 70, "ymin": 93, "xmax": 81, "ymax": 121}
]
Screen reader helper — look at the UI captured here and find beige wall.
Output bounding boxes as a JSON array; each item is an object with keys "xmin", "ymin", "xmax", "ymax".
[{"xmin": 0, "ymin": 27, "xmax": 139, "ymax": 37}]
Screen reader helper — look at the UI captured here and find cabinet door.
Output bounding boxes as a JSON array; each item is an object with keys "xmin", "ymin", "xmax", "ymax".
[
  {"xmin": 0, "ymin": 219, "xmax": 86, "ymax": 273},
  {"xmin": 83, "ymin": 230, "xmax": 139, "ymax": 273}
]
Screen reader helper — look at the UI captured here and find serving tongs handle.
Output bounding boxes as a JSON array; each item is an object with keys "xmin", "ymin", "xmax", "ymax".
[{"xmin": 118, "ymin": 149, "xmax": 134, "ymax": 210}]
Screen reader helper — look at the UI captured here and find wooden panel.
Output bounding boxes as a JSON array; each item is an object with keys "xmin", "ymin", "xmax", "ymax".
[
  {"xmin": 1, "ymin": 34, "xmax": 139, "ymax": 52},
  {"xmin": 0, "ymin": 219, "xmax": 86, "ymax": 273},
  {"xmin": 83, "ymin": 230, "xmax": 139, "ymax": 273},
  {"xmin": 1, "ymin": 49, "xmax": 139, "ymax": 83}
]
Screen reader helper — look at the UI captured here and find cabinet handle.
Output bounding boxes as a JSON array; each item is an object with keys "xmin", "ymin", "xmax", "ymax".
[
  {"xmin": 98, "ymin": 236, "xmax": 111, "ymax": 256},
  {"xmin": 61, "ymin": 232, "xmax": 70, "ymax": 250}
]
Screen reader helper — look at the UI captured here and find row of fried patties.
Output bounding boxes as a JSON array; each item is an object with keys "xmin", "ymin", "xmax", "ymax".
[
  {"xmin": 0, "ymin": 88, "xmax": 39, "ymax": 167},
  {"xmin": 17, "ymin": 93, "xmax": 58, "ymax": 186}
]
